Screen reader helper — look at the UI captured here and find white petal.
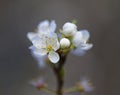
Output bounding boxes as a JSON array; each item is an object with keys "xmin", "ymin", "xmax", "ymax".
[
  {"xmin": 38, "ymin": 20, "xmax": 49, "ymax": 29},
  {"xmin": 80, "ymin": 30, "xmax": 90, "ymax": 41},
  {"xmin": 34, "ymin": 48, "xmax": 47, "ymax": 56},
  {"xmin": 55, "ymin": 41, "xmax": 60, "ymax": 51},
  {"xmin": 72, "ymin": 32, "xmax": 83, "ymax": 46},
  {"xmin": 29, "ymin": 46, "xmax": 47, "ymax": 56},
  {"xmin": 48, "ymin": 51, "xmax": 60, "ymax": 63},
  {"xmin": 80, "ymin": 43, "xmax": 93, "ymax": 50},
  {"xmin": 38, "ymin": 20, "xmax": 49, "ymax": 32},
  {"xmin": 71, "ymin": 48, "xmax": 86, "ymax": 56},
  {"xmin": 32, "ymin": 35, "xmax": 46, "ymax": 49},
  {"xmin": 27, "ymin": 32, "xmax": 37, "ymax": 41},
  {"xmin": 32, "ymin": 52, "xmax": 47, "ymax": 68},
  {"xmin": 50, "ymin": 20, "xmax": 56, "ymax": 32}
]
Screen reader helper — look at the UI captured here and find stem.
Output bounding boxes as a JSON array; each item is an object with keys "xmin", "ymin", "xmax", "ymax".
[
  {"xmin": 40, "ymin": 87, "xmax": 56, "ymax": 95},
  {"xmin": 63, "ymin": 86, "xmax": 77, "ymax": 93},
  {"xmin": 57, "ymin": 54, "xmax": 66, "ymax": 95},
  {"xmin": 56, "ymin": 70, "xmax": 63, "ymax": 95},
  {"xmin": 52, "ymin": 54, "xmax": 66, "ymax": 95}
]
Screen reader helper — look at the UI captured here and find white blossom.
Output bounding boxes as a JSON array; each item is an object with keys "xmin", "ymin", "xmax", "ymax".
[
  {"xmin": 60, "ymin": 38, "xmax": 70, "ymax": 48},
  {"xmin": 79, "ymin": 79, "xmax": 93, "ymax": 92},
  {"xmin": 27, "ymin": 20, "xmax": 93, "ymax": 64},
  {"xmin": 62, "ymin": 22, "xmax": 77, "ymax": 37},
  {"xmin": 72, "ymin": 30, "xmax": 93, "ymax": 56},
  {"xmin": 27, "ymin": 20, "xmax": 60, "ymax": 64},
  {"xmin": 29, "ymin": 32, "xmax": 60, "ymax": 63}
]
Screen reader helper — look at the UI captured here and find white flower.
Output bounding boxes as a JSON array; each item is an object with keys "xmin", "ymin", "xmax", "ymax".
[
  {"xmin": 62, "ymin": 22, "xmax": 77, "ymax": 37},
  {"xmin": 78, "ymin": 79, "xmax": 93, "ymax": 92},
  {"xmin": 60, "ymin": 38, "xmax": 70, "ymax": 48},
  {"xmin": 27, "ymin": 20, "xmax": 60, "ymax": 64},
  {"xmin": 30, "ymin": 32, "xmax": 60, "ymax": 63},
  {"xmin": 72, "ymin": 30, "xmax": 93, "ymax": 56}
]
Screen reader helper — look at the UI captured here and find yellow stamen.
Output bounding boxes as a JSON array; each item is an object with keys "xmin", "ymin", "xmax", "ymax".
[{"xmin": 46, "ymin": 45, "xmax": 52, "ymax": 51}]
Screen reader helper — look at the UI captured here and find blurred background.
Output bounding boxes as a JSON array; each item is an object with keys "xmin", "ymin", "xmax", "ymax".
[{"xmin": 0, "ymin": 0, "xmax": 120, "ymax": 95}]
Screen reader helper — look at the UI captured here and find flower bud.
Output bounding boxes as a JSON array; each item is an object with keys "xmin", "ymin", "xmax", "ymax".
[
  {"xmin": 60, "ymin": 38, "xmax": 70, "ymax": 48},
  {"xmin": 30, "ymin": 78, "xmax": 45, "ymax": 89},
  {"xmin": 62, "ymin": 22, "xmax": 77, "ymax": 37}
]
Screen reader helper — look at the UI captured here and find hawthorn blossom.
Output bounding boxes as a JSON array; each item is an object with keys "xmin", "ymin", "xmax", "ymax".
[
  {"xmin": 72, "ymin": 30, "xmax": 93, "ymax": 56},
  {"xmin": 27, "ymin": 20, "xmax": 60, "ymax": 64},
  {"xmin": 30, "ymin": 32, "xmax": 60, "ymax": 63},
  {"xmin": 77, "ymin": 78, "xmax": 93, "ymax": 92}
]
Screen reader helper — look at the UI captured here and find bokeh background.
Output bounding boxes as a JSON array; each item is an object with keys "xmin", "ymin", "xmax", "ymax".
[{"xmin": 0, "ymin": 0, "xmax": 120, "ymax": 95}]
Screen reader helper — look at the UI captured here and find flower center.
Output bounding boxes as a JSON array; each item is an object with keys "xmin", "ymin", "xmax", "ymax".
[{"xmin": 46, "ymin": 45, "xmax": 52, "ymax": 51}]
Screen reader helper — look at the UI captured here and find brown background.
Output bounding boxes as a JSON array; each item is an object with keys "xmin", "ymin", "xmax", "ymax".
[{"xmin": 0, "ymin": 0, "xmax": 120, "ymax": 95}]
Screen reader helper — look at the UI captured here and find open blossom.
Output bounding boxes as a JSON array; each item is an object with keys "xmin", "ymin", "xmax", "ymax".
[
  {"xmin": 77, "ymin": 79, "xmax": 93, "ymax": 92},
  {"xmin": 27, "ymin": 20, "xmax": 60, "ymax": 64},
  {"xmin": 30, "ymin": 32, "xmax": 60, "ymax": 63},
  {"xmin": 72, "ymin": 30, "xmax": 93, "ymax": 56}
]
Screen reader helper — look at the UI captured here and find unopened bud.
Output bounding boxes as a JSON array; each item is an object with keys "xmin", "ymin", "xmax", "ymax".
[
  {"xmin": 62, "ymin": 22, "xmax": 77, "ymax": 37},
  {"xmin": 30, "ymin": 78, "xmax": 45, "ymax": 89},
  {"xmin": 60, "ymin": 38, "xmax": 70, "ymax": 48}
]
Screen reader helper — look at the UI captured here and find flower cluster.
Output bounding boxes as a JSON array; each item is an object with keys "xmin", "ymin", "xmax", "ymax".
[{"xmin": 27, "ymin": 20, "xmax": 93, "ymax": 64}]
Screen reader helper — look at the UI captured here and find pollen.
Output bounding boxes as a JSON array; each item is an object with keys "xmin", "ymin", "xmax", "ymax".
[{"xmin": 46, "ymin": 45, "xmax": 52, "ymax": 51}]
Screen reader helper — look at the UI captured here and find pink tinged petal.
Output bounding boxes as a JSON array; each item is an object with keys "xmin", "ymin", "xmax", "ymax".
[
  {"xmin": 48, "ymin": 51, "xmax": 60, "ymax": 63},
  {"xmin": 30, "ymin": 77, "xmax": 45, "ymax": 88}
]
